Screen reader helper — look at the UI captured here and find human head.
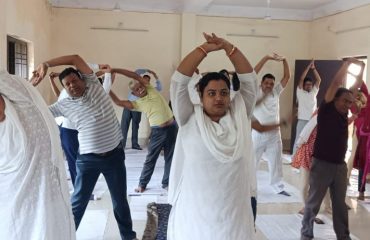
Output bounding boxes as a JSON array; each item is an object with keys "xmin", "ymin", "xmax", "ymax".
[
  {"xmin": 129, "ymin": 80, "xmax": 147, "ymax": 98},
  {"xmin": 196, "ymin": 72, "xmax": 231, "ymax": 122},
  {"xmin": 261, "ymin": 73, "xmax": 275, "ymax": 94},
  {"xmin": 303, "ymin": 77, "xmax": 313, "ymax": 92},
  {"xmin": 231, "ymin": 72, "xmax": 240, "ymax": 91},
  {"xmin": 0, "ymin": 95, "xmax": 5, "ymax": 122},
  {"xmin": 333, "ymin": 88, "xmax": 354, "ymax": 115},
  {"xmin": 59, "ymin": 67, "xmax": 86, "ymax": 98},
  {"xmin": 143, "ymin": 74, "xmax": 151, "ymax": 84},
  {"xmin": 219, "ymin": 69, "xmax": 230, "ymax": 80}
]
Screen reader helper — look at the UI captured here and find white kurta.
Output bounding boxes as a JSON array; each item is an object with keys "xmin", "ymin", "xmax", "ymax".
[
  {"xmin": 168, "ymin": 70, "xmax": 257, "ymax": 240},
  {"xmin": 0, "ymin": 71, "xmax": 75, "ymax": 240}
]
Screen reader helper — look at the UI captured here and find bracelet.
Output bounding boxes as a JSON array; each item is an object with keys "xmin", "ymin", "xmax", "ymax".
[
  {"xmin": 197, "ymin": 46, "xmax": 207, "ymax": 57},
  {"xmin": 44, "ymin": 62, "xmax": 50, "ymax": 68},
  {"xmin": 228, "ymin": 45, "xmax": 237, "ymax": 57}
]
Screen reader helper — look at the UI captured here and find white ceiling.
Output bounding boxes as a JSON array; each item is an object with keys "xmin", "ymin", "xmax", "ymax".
[{"xmin": 48, "ymin": 0, "xmax": 370, "ymax": 21}]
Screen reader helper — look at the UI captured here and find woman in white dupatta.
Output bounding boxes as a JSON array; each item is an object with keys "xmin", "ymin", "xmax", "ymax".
[
  {"xmin": 168, "ymin": 33, "xmax": 258, "ymax": 239},
  {"xmin": 0, "ymin": 70, "xmax": 75, "ymax": 240}
]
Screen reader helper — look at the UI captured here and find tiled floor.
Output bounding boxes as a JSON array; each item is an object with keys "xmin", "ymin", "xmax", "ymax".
[{"xmin": 75, "ymin": 148, "xmax": 370, "ymax": 240}]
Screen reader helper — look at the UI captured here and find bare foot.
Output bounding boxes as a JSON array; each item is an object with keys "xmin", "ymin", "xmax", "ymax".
[
  {"xmin": 324, "ymin": 207, "xmax": 332, "ymax": 215},
  {"xmin": 298, "ymin": 208, "xmax": 305, "ymax": 215},
  {"xmin": 134, "ymin": 186, "xmax": 146, "ymax": 193}
]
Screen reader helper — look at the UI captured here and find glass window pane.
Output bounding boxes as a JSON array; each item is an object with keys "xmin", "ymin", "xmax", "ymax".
[
  {"xmin": 22, "ymin": 66, "xmax": 27, "ymax": 78},
  {"xmin": 15, "ymin": 64, "xmax": 21, "ymax": 76},
  {"xmin": 15, "ymin": 43, "xmax": 20, "ymax": 52},
  {"xmin": 22, "ymin": 45, "xmax": 27, "ymax": 54}
]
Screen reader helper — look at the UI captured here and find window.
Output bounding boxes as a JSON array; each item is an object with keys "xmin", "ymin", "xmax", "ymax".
[
  {"xmin": 7, "ymin": 36, "xmax": 28, "ymax": 79},
  {"xmin": 345, "ymin": 57, "xmax": 367, "ymax": 89}
]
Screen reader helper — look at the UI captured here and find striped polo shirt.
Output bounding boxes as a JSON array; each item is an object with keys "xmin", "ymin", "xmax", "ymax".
[{"xmin": 49, "ymin": 73, "xmax": 122, "ymax": 154}]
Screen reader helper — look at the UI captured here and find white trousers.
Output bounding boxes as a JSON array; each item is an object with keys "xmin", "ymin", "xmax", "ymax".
[{"xmin": 252, "ymin": 129, "xmax": 285, "ymax": 193}]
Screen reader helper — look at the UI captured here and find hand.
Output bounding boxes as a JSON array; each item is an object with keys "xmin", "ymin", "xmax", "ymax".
[
  {"xmin": 310, "ymin": 59, "xmax": 315, "ymax": 69},
  {"xmin": 49, "ymin": 72, "xmax": 59, "ymax": 81},
  {"xmin": 346, "ymin": 58, "xmax": 365, "ymax": 66},
  {"xmin": 201, "ymin": 32, "xmax": 231, "ymax": 53},
  {"xmin": 99, "ymin": 64, "xmax": 111, "ymax": 70},
  {"xmin": 272, "ymin": 53, "xmax": 285, "ymax": 61},
  {"xmin": 31, "ymin": 63, "xmax": 48, "ymax": 86}
]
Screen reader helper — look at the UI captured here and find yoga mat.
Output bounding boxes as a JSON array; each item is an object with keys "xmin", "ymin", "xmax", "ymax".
[
  {"xmin": 256, "ymin": 214, "xmax": 359, "ymax": 240},
  {"xmin": 125, "ymin": 148, "xmax": 167, "ymax": 196},
  {"xmin": 130, "ymin": 195, "xmax": 168, "ymax": 220},
  {"xmin": 77, "ymin": 210, "xmax": 109, "ymax": 240},
  {"xmin": 257, "ymin": 171, "xmax": 303, "ymax": 203}
]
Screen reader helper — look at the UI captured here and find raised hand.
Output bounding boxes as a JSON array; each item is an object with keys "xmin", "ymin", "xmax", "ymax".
[
  {"xmin": 272, "ymin": 53, "xmax": 285, "ymax": 61},
  {"xmin": 201, "ymin": 32, "xmax": 229, "ymax": 53},
  {"xmin": 31, "ymin": 63, "xmax": 48, "ymax": 86},
  {"xmin": 49, "ymin": 72, "xmax": 59, "ymax": 81},
  {"xmin": 310, "ymin": 59, "xmax": 315, "ymax": 69},
  {"xmin": 346, "ymin": 57, "xmax": 365, "ymax": 66}
]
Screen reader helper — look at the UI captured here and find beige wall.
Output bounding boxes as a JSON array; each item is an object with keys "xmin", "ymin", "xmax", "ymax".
[
  {"xmin": 1, "ymin": 0, "xmax": 53, "ymax": 100},
  {"xmin": 4, "ymin": 3, "xmax": 370, "ymax": 144},
  {"xmin": 310, "ymin": 5, "xmax": 370, "ymax": 84},
  {"xmin": 50, "ymin": 8, "xmax": 182, "ymax": 138}
]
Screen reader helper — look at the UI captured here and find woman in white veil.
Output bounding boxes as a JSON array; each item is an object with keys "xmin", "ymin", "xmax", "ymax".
[
  {"xmin": 168, "ymin": 33, "xmax": 257, "ymax": 239},
  {"xmin": 0, "ymin": 70, "xmax": 75, "ymax": 240}
]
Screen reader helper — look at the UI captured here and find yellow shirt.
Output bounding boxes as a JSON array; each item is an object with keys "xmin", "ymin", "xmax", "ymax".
[{"xmin": 132, "ymin": 85, "xmax": 173, "ymax": 127}]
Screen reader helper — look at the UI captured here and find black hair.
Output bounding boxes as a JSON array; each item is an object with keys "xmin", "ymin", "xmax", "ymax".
[
  {"xmin": 219, "ymin": 69, "xmax": 230, "ymax": 80},
  {"xmin": 98, "ymin": 77, "xmax": 103, "ymax": 84},
  {"xmin": 262, "ymin": 73, "xmax": 275, "ymax": 82},
  {"xmin": 196, "ymin": 72, "xmax": 230, "ymax": 97},
  {"xmin": 334, "ymin": 87, "xmax": 352, "ymax": 99},
  {"xmin": 303, "ymin": 77, "xmax": 313, "ymax": 85},
  {"xmin": 231, "ymin": 72, "xmax": 240, "ymax": 91},
  {"xmin": 59, "ymin": 67, "xmax": 82, "ymax": 86},
  {"xmin": 143, "ymin": 74, "xmax": 151, "ymax": 79}
]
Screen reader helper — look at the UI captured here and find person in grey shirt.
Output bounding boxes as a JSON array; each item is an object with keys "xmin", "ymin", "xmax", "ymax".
[{"xmin": 32, "ymin": 54, "xmax": 137, "ymax": 240}]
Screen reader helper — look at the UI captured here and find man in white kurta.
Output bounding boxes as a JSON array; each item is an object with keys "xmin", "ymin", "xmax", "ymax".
[
  {"xmin": 252, "ymin": 54, "xmax": 291, "ymax": 195},
  {"xmin": 292, "ymin": 60, "xmax": 321, "ymax": 155},
  {"xmin": 0, "ymin": 70, "xmax": 75, "ymax": 240}
]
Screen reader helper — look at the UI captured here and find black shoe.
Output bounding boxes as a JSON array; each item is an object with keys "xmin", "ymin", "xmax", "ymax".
[
  {"xmin": 132, "ymin": 145, "xmax": 142, "ymax": 150},
  {"xmin": 278, "ymin": 190, "xmax": 291, "ymax": 196}
]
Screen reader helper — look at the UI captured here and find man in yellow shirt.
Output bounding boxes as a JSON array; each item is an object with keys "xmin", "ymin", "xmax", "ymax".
[{"xmin": 110, "ymin": 68, "xmax": 177, "ymax": 193}]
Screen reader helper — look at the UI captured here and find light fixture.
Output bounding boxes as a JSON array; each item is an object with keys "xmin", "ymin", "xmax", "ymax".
[
  {"xmin": 112, "ymin": 2, "xmax": 121, "ymax": 12},
  {"xmin": 264, "ymin": 0, "xmax": 272, "ymax": 20}
]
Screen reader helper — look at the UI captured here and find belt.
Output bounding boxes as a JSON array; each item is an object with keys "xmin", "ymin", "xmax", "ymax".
[
  {"xmin": 154, "ymin": 118, "xmax": 175, "ymax": 128},
  {"xmin": 93, "ymin": 142, "xmax": 122, "ymax": 157}
]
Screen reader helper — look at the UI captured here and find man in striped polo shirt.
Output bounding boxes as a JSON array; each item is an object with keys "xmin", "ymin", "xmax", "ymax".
[{"xmin": 32, "ymin": 55, "xmax": 137, "ymax": 240}]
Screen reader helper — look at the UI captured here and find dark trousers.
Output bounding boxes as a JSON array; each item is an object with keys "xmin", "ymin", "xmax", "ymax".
[
  {"xmin": 139, "ymin": 123, "xmax": 178, "ymax": 188},
  {"xmin": 59, "ymin": 126, "xmax": 79, "ymax": 186},
  {"xmin": 358, "ymin": 169, "xmax": 366, "ymax": 192},
  {"xmin": 301, "ymin": 158, "xmax": 351, "ymax": 240},
  {"xmin": 251, "ymin": 197, "xmax": 257, "ymax": 222},
  {"xmin": 121, "ymin": 108, "xmax": 141, "ymax": 148},
  {"xmin": 71, "ymin": 143, "xmax": 136, "ymax": 240}
]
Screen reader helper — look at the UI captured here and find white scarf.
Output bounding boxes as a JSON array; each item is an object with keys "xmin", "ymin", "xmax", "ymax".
[
  {"xmin": 169, "ymin": 93, "xmax": 255, "ymax": 203},
  {"xmin": 194, "ymin": 93, "xmax": 247, "ymax": 163}
]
